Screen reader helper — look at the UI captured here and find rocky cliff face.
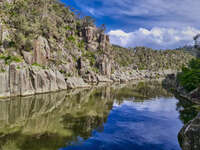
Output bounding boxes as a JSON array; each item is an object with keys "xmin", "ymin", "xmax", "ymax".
[{"xmin": 0, "ymin": 0, "xmax": 194, "ymax": 98}]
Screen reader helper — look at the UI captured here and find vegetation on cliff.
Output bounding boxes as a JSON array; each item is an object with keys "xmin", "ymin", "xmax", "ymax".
[
  {"xmin": 112, "ymin": 45, "xmax": 194, "ymax": 70},
  {"xmin": 177, "ymin": 58, "xmax": 200, "ymax": 92},
  {"xmin": 0, "ymin": 0, "xmax": 196, "ymax": 97}
]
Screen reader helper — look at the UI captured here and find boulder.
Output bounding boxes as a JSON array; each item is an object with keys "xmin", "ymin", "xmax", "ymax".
[
  {"xmin": 97, "ymin": 75, "xmax": 113, "ymax": 83},
  {"xmin": 22, "ymin": 51, "xmax": 33, "ymax": 64},
  {"xmin": 66, "ymin": 77, "xmax": 90, "ymax": 89},
  {"xmin": 178, "ymin": 113, "xmax": 200, "ymax": 150},
  {"xmin": 82, "ymin": 71, "xmax": 98, "ymax": 83},
  {"xmin": 56, "ymin": 71, "xmax": 67, "ymax": 90}
]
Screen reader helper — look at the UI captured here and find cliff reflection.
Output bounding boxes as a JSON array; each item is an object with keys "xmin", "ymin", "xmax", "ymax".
[{"xmin": 0, "ymin": 81, "xmax": 173, "ymax": 150}]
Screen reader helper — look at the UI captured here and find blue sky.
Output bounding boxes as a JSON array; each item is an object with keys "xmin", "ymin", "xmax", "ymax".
[{"xmin": 61, "ymin": 0, "xmax": 200, "ymax": 49}]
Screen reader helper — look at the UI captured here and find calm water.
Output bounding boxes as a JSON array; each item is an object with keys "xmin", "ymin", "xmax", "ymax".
[{"xmin": 0, "ymin": 81, "xmax": 198, "ymax": 150}]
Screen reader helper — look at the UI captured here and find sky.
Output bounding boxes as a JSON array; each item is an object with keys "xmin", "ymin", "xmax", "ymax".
[{"xmin": 61, "ymin": 0, "xmax": 200, "ymax": 49}]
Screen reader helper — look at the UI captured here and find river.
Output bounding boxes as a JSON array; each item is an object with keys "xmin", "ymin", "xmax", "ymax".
[{"xmin": 0, "ymin": 81, "xmax": 198, "ymax": 150}]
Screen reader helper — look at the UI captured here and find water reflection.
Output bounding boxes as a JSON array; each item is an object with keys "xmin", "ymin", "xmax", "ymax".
[{"xmin": 0, "ymin": 81, "xmax": 197, "ymax": 150}]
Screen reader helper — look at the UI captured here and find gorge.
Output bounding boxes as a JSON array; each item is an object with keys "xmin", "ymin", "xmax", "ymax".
[
  {"xmin": 0, "ymin": 0, "xmax": 200, "ymax": 150},
  {"xmin": 0, "ymin": 0, "xmax": 194, "ymax": 98}
]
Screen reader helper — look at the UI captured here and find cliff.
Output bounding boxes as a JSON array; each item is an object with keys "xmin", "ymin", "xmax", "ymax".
[{"xmin": 0, "ymin": 0, "xmax": 194, "ymax": 98}]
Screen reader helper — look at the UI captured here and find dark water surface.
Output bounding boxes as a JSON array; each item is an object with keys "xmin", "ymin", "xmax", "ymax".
[{"xmin": 0, "ymin": 81, "xmax": 198, "ymax": 150}]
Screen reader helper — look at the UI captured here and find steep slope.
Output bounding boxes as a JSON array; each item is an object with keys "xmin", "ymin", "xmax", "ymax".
[
  {"xmin": 112, "ymin": 45, "xmax": 194, "ymax": 70},
  {"xmin": 0, "ymin": 0, "xmax": 195, "ymax": 97}
]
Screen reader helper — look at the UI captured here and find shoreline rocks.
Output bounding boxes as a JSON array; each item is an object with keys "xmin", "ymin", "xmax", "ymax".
[
  {"xmin": 178, "ymin": 113, "xmax": 200, "ymax": 150},
  {"xmin": 163, "ymin": 74, "xmax": 200, "ymax": 104},
  {"xmin": 0, "ymin": 63, "xmax": 178, "ymax": 99}
]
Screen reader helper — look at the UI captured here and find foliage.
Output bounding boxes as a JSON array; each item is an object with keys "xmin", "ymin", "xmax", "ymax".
[
  {"xmin": 83, "ymin": 51, "xmax": 95, "ymax": 66},
  {"xmin": 112, "ymin": 45, "xmax": 194, "ymax": 70},
  {"xmin": 0, "ymin": 55, "xmax": 22, "ymax": 64},
  {"xmin": 177, "ymin": 58, "xmax": 200, "ymax": 92}
]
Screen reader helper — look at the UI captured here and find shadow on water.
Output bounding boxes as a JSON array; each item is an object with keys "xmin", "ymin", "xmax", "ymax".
[
  {"xmin": 162, "ymin": 76, "xmax": 200, "ymax": 124},
  {"xmin": 0, "ymin": 80, "xmax": 198, "ymax": 150},
  {"xmin": 162, "ymin": 76, "xmax": 200, "ymax": 150}
]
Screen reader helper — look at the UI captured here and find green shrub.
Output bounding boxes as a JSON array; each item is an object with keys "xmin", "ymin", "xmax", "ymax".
[
  {"xmin": 0, "ymin": 55, "xmax": 22, "ymax": 64},
  {"xmin": 83, "ymin": 51, "xmax": 95, "ymax": 66},
  {"xmin": 177, "ymin": 58, "xmax": 200, "ymax": 92},
  {"xmin": 67, "ymin": 36, "xmax": 76, "ymax": 43}
]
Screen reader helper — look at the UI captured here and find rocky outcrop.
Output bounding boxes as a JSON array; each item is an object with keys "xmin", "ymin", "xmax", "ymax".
[
  {"xmin": 0, "ymin": 66, "xmax": 10, "ymax": 97},
  {"xmin": 178, "ymin": 113, "xmax": 200, "ymax": 150},
  {"xmin": 111, "ymin": 69, "xmax": 177, "ymax": 83},
  {"xmin": 33, "ymin": 36, "xmax": 51, "ymax": 65},
  {"xmin": 0, "ymin": 62, "xmax": 68, "ymax": 98},
  {"xmin": 82, "ymin": 26, "xmax": 110, "ymax": 52},
  {"xmin": 163, "ymin": 74, "xmax": 200, "ymax": 104},
  {"xmin": 0, "ymin": 19, "xmax": 10, "ymax": 53},
  {"xmin": 66, "ymin": 77, "xmax": 90, "ymax": 89},
  {"xmin": 0, "ymin": 0, "xmax": 194, "ymax": 98},
  {"xmin": 97, "ymin": 53, "xmax": 112, "ymax": 77}
]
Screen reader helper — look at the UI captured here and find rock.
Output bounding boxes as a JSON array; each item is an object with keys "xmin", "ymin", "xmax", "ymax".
[
  {"xmin": 22, "ymin": 51, "xmax": 33, "ymax": 64},
  {"xmin": 84, "ymin": 26, "xmax": 95, "ymax": 43},
  {"xmin": 30, "ymin": 67, "xmax": 60, "ymax": 94},
  {"xmin": 0, "ymin": 62, "xmax": 67, "ymax": 98},
  {"xmin": 10, "ymin": 63, "xmax": 35, "ymax": 96},
  {"xmin": 97, "ymin": 75, "xmax": 113, "ymax": 83},
  {"xmin": 77, "ymin": 58, "xmax": 90, "ymax": 75},
  {"xmin": 0, "ymin": 19, "xmax": 10, "ymax": 53},
  {"xmin": 56, "ymin": 70, "xmax": 67, "ymax": 90},
  {"xmin": 99, "ymin": 34, "xmax": 110, "ymax": 50},
  {"xmin": 178, "ymin": 113, "xmax": 200, "ymax": 150},
  {"xmin": 33, "ymin": 36, "xmax": 50, "ymax": 65},
  {"xmin": 82, "ymin": 26, "xmax": 111, "ymax": 52},
  {"xmin": 0, "ymin": 66, "xmax": 10, "ymax": 98},
  {"xmin": 97, "ymin": 54, "xmax": 112, "ymax": 77},
  {"xmin": 66, "ymin": 77, "xmax": 90, "ymax": 89},
  {"xmin": 82, "ymin": 71, "xmax": 98, "ymax": 83}
]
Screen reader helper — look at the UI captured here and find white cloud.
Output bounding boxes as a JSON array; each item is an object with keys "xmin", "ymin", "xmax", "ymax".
[
  {"xmin": 108, "ymin": 26, "xmax": 200, "ymax": 49},
  {"xmin": 71, "ymin": 0, "xmax": 200, "ymax": 29}
]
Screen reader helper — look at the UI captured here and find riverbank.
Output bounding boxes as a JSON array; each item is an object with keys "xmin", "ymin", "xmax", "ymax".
[
  {"xmin": 0, "ymin": 62, "xmax": 176, "ymax": 99},
  {"xmin": 163, "ymin": 73, "xmax": 200, "ymax": 150},
  {"xmin": 163, "ymin": 74, "xmax": 200, "ymax": 105},
  {"xmin": 0, "ymin": 80, "xmax": 183, "ymax": 150}
]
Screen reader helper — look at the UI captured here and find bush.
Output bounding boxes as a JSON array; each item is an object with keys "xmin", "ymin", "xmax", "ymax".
[
  {"xmin": 177, "ymin": 58, "xmax": 200, "ymax": 92},
  {"xmin": 0, "ymin": 55, "xmax": 22, "ymax": 64}
]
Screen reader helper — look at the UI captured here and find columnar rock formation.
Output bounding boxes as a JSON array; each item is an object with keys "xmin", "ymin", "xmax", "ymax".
[{"xmin": 0, "ymin": 0, "xmax": 194, "ymax": 98}]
